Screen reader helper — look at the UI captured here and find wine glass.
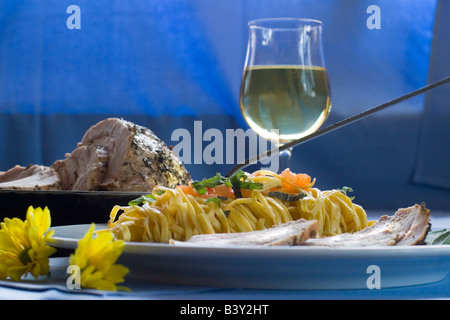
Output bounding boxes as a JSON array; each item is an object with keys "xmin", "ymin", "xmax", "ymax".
[{"xmin": 239, "ymin": 18, "xmax": 331, "ymax": 173}]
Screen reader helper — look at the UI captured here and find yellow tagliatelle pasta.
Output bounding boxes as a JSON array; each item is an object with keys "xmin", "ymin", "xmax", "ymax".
[{"xmin": 106, "ymin": 169, "xmax": 371, "ymax": 242}]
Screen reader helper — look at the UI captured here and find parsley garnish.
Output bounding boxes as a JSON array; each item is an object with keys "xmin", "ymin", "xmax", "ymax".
[
  {"xmin": 205, "ymin": 197, "xmax": 222, "ymax": 208},
  {"xmin": 339, "ymin": 186, "xmax": 355, "ymax": 200},
  {"xmin": 425, "ymin": 229, "xmax": 450, "ymax": 245},
  {"xmin": 129, "ymin": 171, "xmax": 263, "ymax": 207},
  {"xmin": 128, "ymin": 190, "xmax": 165, "ymax": 206},
  {"xmin": 268, "ymin": 191, "xmax": 306, "ymax": 202},
  {"xmin": 191, "ymin": 173, "xmax": 231, "ymax": 195},
  {"xmin": 192, "ymin": 171, "xmax": 262, "ymax": 198},
  {"xmin": 229, "ymin": 170, "xmax": 263, "ymax": 198}
]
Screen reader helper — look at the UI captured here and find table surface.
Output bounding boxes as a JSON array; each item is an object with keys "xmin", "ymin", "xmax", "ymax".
[{"xmin": 1, "ymin": 212, "xmax": 450, "ymax": 300}]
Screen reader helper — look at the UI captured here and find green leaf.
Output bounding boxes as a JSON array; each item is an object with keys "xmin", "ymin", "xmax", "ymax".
[
  {"xmin": 339, "ymin": 186, "xmax": 355, "ymax": 200},
  {"xmin": 425, "ymin": 229, "xmax": 450, "ymax": 245},
  {"xmin": 128, "ymin": 191, "xmax": 165, "ymax": 206},
  {"xmin": 240, "ymin": 181, "xmax": 263, "ymax": 190},
  {"xmin": 202, "ymin": 173, "xmax": 227, "ymax": 188},
  {"xmin": 230, "ymin": 171, "xmax": 244, "ymax": 198},
  {"xmin": 192, "ymin": 181, "xmax": 207, "ymax": 195},
  {"xmin": 228, "ymin": 170, "xmax": 262, "ymax": 198},
  {"xmin": 128, "ymin": 194, "xmax": 157, "ymax": 206},
  {"xmin": 191, "ymin": 173, "xmax": 232, "ymax": 194},
  {"xmin": 268, "ymin": 191, "xmax": 306, "ymax": 202},
  {"xmin": 188, "ymin": 171, "xmax": 262, "ymax": 199},
  {"xmin": 205, "ymin": 197, "xmax": 222, "ymax": 208}
]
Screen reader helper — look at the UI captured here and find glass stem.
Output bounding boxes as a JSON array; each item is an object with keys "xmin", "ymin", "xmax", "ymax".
[{"xmin": 278, "ymin": 147, "xmax": 292, "ymax": 173}]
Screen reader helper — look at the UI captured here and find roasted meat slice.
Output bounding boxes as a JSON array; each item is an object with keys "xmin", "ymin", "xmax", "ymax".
[
  {"xmin": 0, "ymin": 164, "xmax": 62, "ymax": 190},
  {"xmin": 172, "ymin": 204, "xmax": 430, "ymax": 247},
  {"xmin": 77, "ymin": 118, "xmax": 191, "ymax": 191},
  {"xmin": 0, "ymin": 165, "xmax": 31, "ymax": 183},
  {"xmin": 171, "ymin": 219, "xmax": 319, "ymax": 246},
  {"xmin": 0, "ymin": 118, "xmax": 190, "ymax": 192},
  {"xmin": 51, "ymin": 145, "xmax": 109, "ymax": 191},
  {"xmin": 303, "ymin": 203, "xmax": 430, "ymax": 246}
]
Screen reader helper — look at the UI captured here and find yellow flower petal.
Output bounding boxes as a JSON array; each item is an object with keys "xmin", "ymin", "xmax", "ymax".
[
  {"xmin": 69, "ymin": 223, "xmax": 129, "ymax": 291},
  {"xmin": 0, "ymin": 206, "xmax": 56, "ymax": 280}
]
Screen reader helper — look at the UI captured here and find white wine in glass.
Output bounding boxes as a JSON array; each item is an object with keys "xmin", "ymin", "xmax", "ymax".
[{"xmin": 240, "ymin": 18, "xmax": 331, "ymax": 172}]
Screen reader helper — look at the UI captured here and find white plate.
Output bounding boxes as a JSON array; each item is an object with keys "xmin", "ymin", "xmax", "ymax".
[{"xmin": 50, "ymin": 224, "xmax": 450, "ymax": 290}]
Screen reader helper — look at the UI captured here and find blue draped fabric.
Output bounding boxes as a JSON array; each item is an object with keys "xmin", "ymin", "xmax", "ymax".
[
  {"xmin": 1, "ymin": 0, "xmax": 448, "ymax": 211},
  {"xmin": 413, "ymin": 0, "xmax": 450, "ymax": 190}
]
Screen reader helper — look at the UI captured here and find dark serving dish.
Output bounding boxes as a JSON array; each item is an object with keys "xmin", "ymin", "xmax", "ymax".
[{"xmin": 0, "ymin": 189, "xmax": 144, "ymax": 226}]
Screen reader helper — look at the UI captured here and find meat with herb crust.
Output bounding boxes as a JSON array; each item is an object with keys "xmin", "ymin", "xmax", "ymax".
[
  {"xmin": 70, "ymin": 118, "xmax": 191, "ymax": 191},
  {"xmin": 0, "ymin": 118, "xmax": 191, "ymax": 192},
  {"xmin": 51, "ymin": 144, "xmax": 109, "ymax": 191}
]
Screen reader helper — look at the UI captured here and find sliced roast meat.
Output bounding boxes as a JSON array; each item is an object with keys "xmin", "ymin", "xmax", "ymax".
[
  {"xmin": 51, "ymin": 145, "xmax": 109, "ymax": 191},
  {"xmin": 171, "ymin": 219, "xmax": 319, "ymax": 246},
  {"xmin": 393, "ymin": 203, "xmax": 431, "ymax": 246},
  {"xmin": 303, "ymin": 203, "xmax": 430, "ymax": 247},
  {"xmin": 0, "ymin": 164, "xmax": 62, "ymax": 190},
  {"xmin": 172, "ymin": 204, "xmax": 430, "ymax": 247},
  {"xmin": 0, "ymin": 118, "xmax": 191, "ymax": 192},
  {"xmin": 78, "ymin": 118, "xmax": 191, "ymax": 191},
  {"xmin": 0, "ymin": 165, "xmax": 37, "ymax": 183}
]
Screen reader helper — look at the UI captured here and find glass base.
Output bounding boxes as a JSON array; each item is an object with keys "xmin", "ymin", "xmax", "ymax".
[{"xmin": 278, "ymin": 147, "xmax": 292, "ymax": 173}]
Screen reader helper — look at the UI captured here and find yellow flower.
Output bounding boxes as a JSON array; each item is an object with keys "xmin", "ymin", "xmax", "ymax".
[
  {"xmin": 0, "ymin": 206, "xmax": 56, "ymax": 281},
  {"xmin": 69, "ymin": 223, "xmax": 129, "ymax": 291}
]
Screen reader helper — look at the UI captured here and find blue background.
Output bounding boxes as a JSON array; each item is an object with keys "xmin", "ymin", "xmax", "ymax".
[{"xmin": 0, "ymin": 0, "xmax": 449, "ymax": 212}]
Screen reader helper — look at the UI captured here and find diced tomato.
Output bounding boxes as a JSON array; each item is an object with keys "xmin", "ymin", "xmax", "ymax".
[
  {"xmin": 240, "ymin": 189, "xmax": 253, "ymax": 198},
  {"xmin": 205, "ymin": 187, "xmax": 217, "ymax": 198},
  {"xmin": 213, "ymin": 184, "xmax": 235, "ymax": 198},
  {"xmin": 295, "ymin": 173, "xmax": 311, "ymax": 187},
  {"xmin": 175, "ymin": 184, "xmax": 198, "ymax": 197},
  {"xmin": 280, "ymin": 169, "xmax": 311, "ymax": 193},
  {"xmin": 280, "ymin": 169, "xmax": 297, "ymax": 185},
  {"xmin": 176, "ymin": 183, "xmax": 235, "ymax": 199}
]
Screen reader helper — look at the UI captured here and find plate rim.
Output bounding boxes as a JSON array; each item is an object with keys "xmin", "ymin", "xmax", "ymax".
[
  {"xmin": 49, "ymin": 223, "xmax": 450, "ymax": 256},
  {"xmin": 49, "ymin": 223, "xmax": 450, "ymax": 290}
]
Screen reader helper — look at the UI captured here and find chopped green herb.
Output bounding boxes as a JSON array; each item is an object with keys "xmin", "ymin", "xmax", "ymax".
[
  {"xmin": 229, "ymin": 170, "xmax": 246, "ymax": 184},
  {"xmin": 128, "ymin": 190, "xmax": 166, "ymax": 206},
  {"xmin": 268, "ymin": 191, "xmax": 306, "ymax": 202},
  {"xmin": 205, "ymin": 197, "xmax": 222, "ymax": 208},
  {"xmin": 228, "ymin": 170, "xmax": 263, "ymax": 198},
  {"xmin": 128, "ymin": 194, "xmax": 156, "ymax": 206},
  {"xmin": 424, "ymin": 229, "xmax": 450, "ymax": 245},
  {"xmin": 192, "ymin": 181, "xmax": 207, "ymax": 195},
  {"xmin": 339, "ymin": 186, "xmax": 355, "ymax": 200},
  {"xmin": 191, "ymin": 170, "xmax": 262, "ymax": 198},
  {"xmin": 191, "ymin": 172, "xmax": 230, "ymax": 195},
  {"xmin": 201, "ymin": 173, "xmax": 229, "ymax": 188}
]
